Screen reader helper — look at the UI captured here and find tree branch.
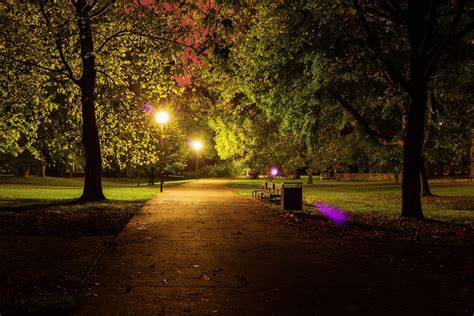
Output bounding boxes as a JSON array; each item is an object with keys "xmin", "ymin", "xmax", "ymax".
[
  {"xmin": 419, "ymin": 0, "xmax": 438, "ymax": 56},
  {"xmin": 97, "ymin": 69, "xmax": 117, "ymax": 86},
  {"xmin": 38, "ymin": 1, "xmax": 79, "ymax": 84},
  {"xmin": 365, "ymin": 5, "xmax": 402, "ymax": 23},
  {"xmin": 352, "ymin": 0, "xmax": 409, "ymax": 91},
  {"xmin": 97, "ymin": 30, "xmax": 131, "ymax": 52},
  {"xmin": 9, "ymin": 58, "xmax": 71, "ymax": 78},
  {"xmin": 90, "ymin": 0, "xmax": 116, "ymax": 19},
  {"xmin": 326, "ymin": 86, "xmax": 403, "ymax": 146},
  {"xmin": 3, "ymin": 78, "xmax": 52, "ymax": 107},
  {"xmin": 426, "ymin": 20, "xmax": 474, "ymax": 77}
]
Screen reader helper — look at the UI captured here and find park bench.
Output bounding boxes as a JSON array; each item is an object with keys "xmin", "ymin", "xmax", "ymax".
[
  {"xmin": 253, "ymin": 182, "xmax": 303, "ymax": 211},
  {"xmin": 252, "ymin": 182, "xmax": 281, "ymax": 203},
  {"xmin": 450, "ymin": 176, "xmax": 473, "ymax": 182}
]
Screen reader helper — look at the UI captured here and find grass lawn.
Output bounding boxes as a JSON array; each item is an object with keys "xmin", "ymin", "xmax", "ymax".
[
  {"xmin": 229, "ymin": 177, "xmax": 474, "ymax": 225},
  {"xmin": 0, "ymin": 176, "xmax": 190, "ymax": 205}
]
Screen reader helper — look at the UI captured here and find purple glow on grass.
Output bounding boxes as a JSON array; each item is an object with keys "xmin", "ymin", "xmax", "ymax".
[
  {"xmin": 270, "ymin": 167, "xmax": 278, "ymax": 177},
  {"xmin": 143, "ymin": 103, "xmax": 153, "ymax": 113},
  {"xmin": 315, "ymin": 202, "xmax": 349, "ymax": 225}
]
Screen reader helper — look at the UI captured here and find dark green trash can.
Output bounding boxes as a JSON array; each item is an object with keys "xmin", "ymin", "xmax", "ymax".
[{"xmin": 281, "ymin": 184, "xmax": 302, "ymax": 211}]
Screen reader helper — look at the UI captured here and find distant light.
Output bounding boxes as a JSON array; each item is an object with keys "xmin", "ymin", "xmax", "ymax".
[
  {"xmin": 155, "ymin": 111, "xmax": 169, "ymax": 124},
  {"xmin": 192, "ymin": 141, "xmax": 202, "ymax": 150},
  {"xmin": 270, "ymin": 167, "xmax": 278, "ymax": 177}
]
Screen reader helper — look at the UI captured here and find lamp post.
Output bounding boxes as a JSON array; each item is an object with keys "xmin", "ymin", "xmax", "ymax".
[
  {"xmin": 155, "ymin": 110, "xmax": 169, "ymax": 192},
  {"xmin": 192, "ymin": 141, "xmax": 202, "ymax": 179}
]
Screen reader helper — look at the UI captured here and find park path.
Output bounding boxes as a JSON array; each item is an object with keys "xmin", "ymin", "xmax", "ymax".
[{"xmin": 78, "ymin": 179, "xmax": 470, "ymax": 315}]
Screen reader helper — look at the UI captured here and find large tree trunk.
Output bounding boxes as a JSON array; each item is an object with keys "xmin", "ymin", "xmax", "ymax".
[
  {"xmin": 76, "ymin": 0, "xmax": 105, "ymax": 202},
  {"xmin": 401, "ymin": 84, "xmax": 426, "ymax": 219},
  {"xmin": 401, "ymin": 2, "xmax": 429, "ymax": 219}
]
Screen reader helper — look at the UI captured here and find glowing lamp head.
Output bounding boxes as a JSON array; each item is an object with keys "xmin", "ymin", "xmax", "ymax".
[
  {"xmin": 155, "ymin": 111, "xmax": 169, "ymax": 124},
  {"xmin": 192, "ymin": 141, "xmax": 202, "ymax": 150},
  {"xmin": 270, "ymin": 167, "xmax": 278, "ymax": 177}
]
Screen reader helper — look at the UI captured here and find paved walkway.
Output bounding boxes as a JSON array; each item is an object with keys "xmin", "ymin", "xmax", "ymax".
[{"xmin": 78, "ymin": 179, "xmax": 470, "ymax": 315}]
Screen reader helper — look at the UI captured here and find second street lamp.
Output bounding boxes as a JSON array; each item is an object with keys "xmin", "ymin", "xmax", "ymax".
[
  {"xmin": 155, "ymin": 110, "xmax": 169, "ymax": 193},
  {"xmin": 192, "ymin": 141, "xmax": 202, "ymax": 179}
]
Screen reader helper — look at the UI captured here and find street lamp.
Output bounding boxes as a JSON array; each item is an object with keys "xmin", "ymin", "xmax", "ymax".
[
  {"xmin": 155, "ymin": 110, "xmax": 169, "ymax": 192},
  {"xmin": 192, "ymin": 140, "xmax": 202, "ymax": 179}
]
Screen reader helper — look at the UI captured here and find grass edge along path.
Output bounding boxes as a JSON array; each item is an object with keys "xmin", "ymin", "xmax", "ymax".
[{"xmin": 228, "ymin": 178, "xmax": 474, "ymax": 226}]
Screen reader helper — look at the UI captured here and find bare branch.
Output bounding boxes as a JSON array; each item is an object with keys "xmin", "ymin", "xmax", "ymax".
[
  {"xmin": 326, "ymin": 86, "xmax": 403, "ymax": 146},
  {"xmin": 352, "ymin": 0, "xmax": 409, "ymax": 91}
]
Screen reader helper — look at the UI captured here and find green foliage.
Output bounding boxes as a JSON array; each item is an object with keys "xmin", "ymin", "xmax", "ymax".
[
  {"xmin": 199, "ymin": 161, "xmax": 246, "ymax": 177},
  {"xmin": 1, "ymin": 1, "xmax": 195, "ymax": 177}
]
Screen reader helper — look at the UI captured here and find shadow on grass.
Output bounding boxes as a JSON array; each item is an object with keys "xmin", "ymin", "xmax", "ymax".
[
  {"xmin": 0, "ymin": 199, "xmax": 79, "ymax": 212},
  {"xmin": 0, "ymin": 198, "xmax": 150, "ymax": 213}
]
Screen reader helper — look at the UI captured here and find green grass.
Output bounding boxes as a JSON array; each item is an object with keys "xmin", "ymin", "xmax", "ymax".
[
  {"xmin": 230, "ymin": 178, "xmax": 474, "ymax": 224},
  {"xmin": 0, "ymin": 176, "xmax": 191, "ymax": 206}
]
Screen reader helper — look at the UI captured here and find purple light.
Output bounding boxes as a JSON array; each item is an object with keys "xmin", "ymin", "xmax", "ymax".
[
  {"xmin": 270, "ymin": 167, "xmax": 278, "ymax": 177},
  {"xmin": 315, "ymin": 202, "xmax": 349, "ymax": 225},
  {"xmin": 143, "ymin": 103, "xmax": 153, "ymax": 113}
]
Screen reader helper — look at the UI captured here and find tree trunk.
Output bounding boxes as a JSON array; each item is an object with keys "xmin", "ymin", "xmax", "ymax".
[
  {"xmin": 38, "ymin": 158, "xmax": 46, "ymax": 178},
  {"xmin": 307, "ymin": 172, "xmax": 313, "ymax": 184},
  {"xmin": 420, "ymin": 157, "xmax": 433, "ymax": 196},
  {"xmin": 38, "ymin": 148, "xmax": 46, "ymax": 178},
  {"xmin": 401, "ymin": 85, "xmax": 426, "ymax": 219},
  {"xmin": 149, "ymin": 166, "xmax": 155, "ymax": 185},
  {"xmin": 401, "ymin": 3, "xmax": 429, "ymax": 219},
  {"xmin": 76, "ymin": 0, "xmax": 105, "ymax": 202},
  {"xmin": 21, "ymin": 166, "xmax": 30, "ymax": 178}
]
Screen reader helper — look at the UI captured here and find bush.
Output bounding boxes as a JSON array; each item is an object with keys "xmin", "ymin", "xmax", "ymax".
[{"xmin": 199, "ymin": 161, "xmax": 245, "ymax": 178}]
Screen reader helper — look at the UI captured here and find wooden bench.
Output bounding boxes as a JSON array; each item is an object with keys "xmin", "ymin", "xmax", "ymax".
[
  {"xmin": 253, "ymin": 182, "xmax": 303, "ymax": 205},
  {"xmin": 252, "ymin": 182, "xmax": 281, "ymax": 203},
  {"xmin": 450, "ymin": 176, "xmax": 473, "ymax": 182}
]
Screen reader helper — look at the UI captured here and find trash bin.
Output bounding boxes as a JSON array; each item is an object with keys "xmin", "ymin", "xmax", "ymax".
[{"xmin": 281, "ymin": 184, "xmax": 302, "ymax": 211}]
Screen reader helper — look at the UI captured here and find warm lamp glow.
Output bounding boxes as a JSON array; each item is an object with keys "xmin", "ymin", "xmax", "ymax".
[
  {"xmin": 155, "ymin": 111, "xmax": 169, "ymax": 124},
  {"xmin": 192, "ymin": 141, "xmax": 202, "ymax": 150}
]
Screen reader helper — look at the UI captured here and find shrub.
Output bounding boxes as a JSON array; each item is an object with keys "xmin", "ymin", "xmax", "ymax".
[{"xmin": 199, "ymin": 161, "xmax": 245, "ymax": 178}]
